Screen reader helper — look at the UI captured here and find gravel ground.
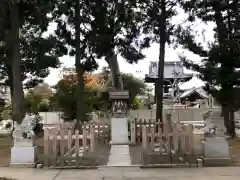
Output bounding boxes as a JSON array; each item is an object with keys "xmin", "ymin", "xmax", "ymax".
[
  {"xmin": 129, "ymin": 144, "xmax": 197, "ymax": 165},
  {"xmin": 88, "ymin": 140, "xmax": 110, "ymax": 166},
  {"xmin": 129, "ymin": 136, "xmax": 240, "ymax": 165},
  {"xmin": 0, "ymin": 136, "xmax": 12, "ymax": 167},
  {"xmin": 129, "ymin": 144, "xmax": 142, "ymax": 165}
]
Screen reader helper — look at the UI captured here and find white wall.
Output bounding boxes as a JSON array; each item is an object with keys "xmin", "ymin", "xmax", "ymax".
[
  {"xmin": 149, "ymin": 62, "xmax": 184, "ymax": 79},
  {"xmin": 164, "ymin": 64, "xmax": 184, "ymax": 78},
  {"xmin": 39, "ymin": 111, "xmax": 63, "ymax": 124}
]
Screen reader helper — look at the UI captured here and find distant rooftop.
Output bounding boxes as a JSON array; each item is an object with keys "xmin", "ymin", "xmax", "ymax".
[
  {"xmin": 150, "ymin": 61, "xmax": 182, "ymax": 65},
  {"xmin": 147, "ymin": 61, "xmax": 193, "ymax": 78},
  {"xmin": 145, "ymin": 73, "xmax": 193, "ymax": 80},
  {"xmin": 179, "ymin": 87, "xmax": 208, "ymax": 99}
]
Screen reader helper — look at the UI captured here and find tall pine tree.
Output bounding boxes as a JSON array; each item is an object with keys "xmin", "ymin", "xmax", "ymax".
[
  {"xmin": 138, "ymin": 0, "xmax": 180, "ymax": 121},
  {"xmin": 178, "ymin": 0, "xmax": 240, "ymax": 138},
  {"xmin": 87, "ymin": 0, "xmax": 146, "ymax": 90},
  {"xmin": 0, "ymin": 0, "xmax": 67, "ymax": 124},
  {"xmin": 51, "ymin": 0, "xmax": 99, "ymax": 125}
]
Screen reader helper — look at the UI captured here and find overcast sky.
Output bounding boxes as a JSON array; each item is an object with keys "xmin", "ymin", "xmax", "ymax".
[{"xmin": 44, "ymin": 8, "xmax": 215, "ymax": 89}]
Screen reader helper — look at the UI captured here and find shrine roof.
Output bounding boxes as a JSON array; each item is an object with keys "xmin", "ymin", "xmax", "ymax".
[
  {"xmin": 150, "ymin": 61, "xmax": 182, "ymax": 65},
  {"xmin": 145, "ymin": 73, "xmax": 193, "ymax": 79},
  {"xmin": 179, "ymin": 87, "xmax": 208, "ymax": 99},
  {"xmin": 145, "ymin": 74, "xmax": 193, "ymax": 83}
]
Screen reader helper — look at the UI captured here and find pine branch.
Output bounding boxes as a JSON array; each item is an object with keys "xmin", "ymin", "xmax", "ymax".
[{"xmin": 176, "ymin": 26, "xmax": 208, "ymax": 57}]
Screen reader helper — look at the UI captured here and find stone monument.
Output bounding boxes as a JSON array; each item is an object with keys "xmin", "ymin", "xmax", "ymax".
[
  {"xmin": 11, "ymin": 114, "xmax": 37, "ymax": 167},
  {"xmin": 109, "ymin": 91, "xmax": 129, "ymax": 144},
  {"xmin": 203, "ymin": 111, "xmax": 231, "ymax": 166}
]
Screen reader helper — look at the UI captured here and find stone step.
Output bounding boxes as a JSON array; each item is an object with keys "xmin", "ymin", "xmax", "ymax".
[{"xmin": 107, "ymin": 145, "xmax": 131, "ymax": 167}]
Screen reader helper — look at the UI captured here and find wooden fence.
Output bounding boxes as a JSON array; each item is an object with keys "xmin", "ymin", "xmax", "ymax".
[
  {"xmin": 85, "ymin": 122, "xmax": 109, "ymax": 143},
  {"xmin": 43, "ymin": 123, "xmax": 109, "ymax": 167},
  {"xmin": 129, "ymin": 115, "xmax": 194, "ymax": 155},
  {"xmin": 141, "ymin": 121, "xmax": 194, "ymax": 155},
  {"xmin": 129, "ymin": 118, "xmax": 156, "ymax": 143}
]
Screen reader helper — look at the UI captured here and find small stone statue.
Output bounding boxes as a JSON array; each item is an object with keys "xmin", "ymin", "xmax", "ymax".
[
  {"xmin": 12, "ymin": 114, "xmax": 37, "ymax": 140},
  {"xmin": 204, "ymin": 123, "xmax": 217, "ymax": 136},
  {"xmin": 204, "ymin": 111, "xmax": 225, "ymax": 137},
  {"xmin": 26, "ymin": 129, "xmax": 35, "ymax": 139}
]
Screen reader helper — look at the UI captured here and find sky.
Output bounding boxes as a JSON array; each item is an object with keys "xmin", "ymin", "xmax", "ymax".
[{"xmin": 44, "ymin": 8, "xmax": 215, "ymax": 90}]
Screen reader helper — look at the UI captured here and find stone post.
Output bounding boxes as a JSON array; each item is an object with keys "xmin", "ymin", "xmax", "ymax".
[{"xmin": 130, "ymin": 118, "xmax": 136, "ymax": 144}]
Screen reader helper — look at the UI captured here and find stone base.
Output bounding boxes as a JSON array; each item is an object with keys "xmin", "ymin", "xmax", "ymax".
[
  {"xmin": 111, "ymin": 117, "xmax": 128, "ymax": 144},
  {"xmin": 10, "ymin": 146, "xmax": 37, "ymax": 167},
  {"xmin": 204, "ymin": 137, "xmax": 230, "ymax": 159},
  {"xmin": 14, "ymin": 138, "xmax": 35, "ymax": 147},
  {"xmin": 10, "ymin": 163, "xmax": 37, "ymax": 168},
  {"xmin": 203, "ymin": 137, "xmax": 231, "ymax": 166},
  {"xmin": 203, "ymin": 157, "xmax": 232, "ymax": 167}
]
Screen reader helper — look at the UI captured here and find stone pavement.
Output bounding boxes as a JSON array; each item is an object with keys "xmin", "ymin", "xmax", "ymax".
[
  {"xmin": 107, "ymin": 145, "xmax": 131, "ymax": 166},
  {"xmin": 1, "ymin": 167, "xmax": 240, "ymax": 180}
]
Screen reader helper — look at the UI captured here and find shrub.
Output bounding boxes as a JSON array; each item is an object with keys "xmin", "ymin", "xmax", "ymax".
[{"xmin": 132, "ymin": 97, "xmax": 141, "ymax": 110}]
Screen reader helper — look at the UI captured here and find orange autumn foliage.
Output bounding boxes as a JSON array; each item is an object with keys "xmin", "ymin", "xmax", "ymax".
[{"xmin": 62, "ymin": 73, "xmax": 106, "ymax": 88}]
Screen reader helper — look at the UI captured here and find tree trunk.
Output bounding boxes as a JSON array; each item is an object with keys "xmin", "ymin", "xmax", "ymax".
[
  {"xmin": 7, "ymin": 65, "xmax": 14, "ymax": 107},
  {"xmin": 222, "ymin": 105, "xmax": 230, "ymax": 134},
  {"xmin": 106, "ymin": 49, "xmax": 123, "ymax": 90},
  {"xmin": 226, "ymin": 1, "xmax": 236, "ymax": 139},
  {"xmin": 222, "ymin": 105, "xmax": 236, "ymax": 138},
  {"xmin": 76, "ymin": 65, "xmax": 86, "ymax": 128},
  {"xmin": 7, "ymin": 64, "xmax": 25, "ymax": 116},
  {"xmin": 213, "ymin": 3, "xmax": 236, "ymax": 138},
  {"xmin": 6, "ymin": 65, "xmax": 15, "ymax": 138},
  {"xmin": 10, "ymin": 1, "xmax": 24, "ymax": 124},
  {"xmin": 75, "ymin": 0, "xmax": 87, "ymax": 129},
  {"xmin": 229, "ymin": 109, "xmax": 236, "ymax": 138},
  {"xmin": 156, "ymin": 0, "xmax": 166, "ymax": 123}
]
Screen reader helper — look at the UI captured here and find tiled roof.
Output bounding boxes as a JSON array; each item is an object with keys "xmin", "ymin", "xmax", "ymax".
[
  {"xmin": 179, "ymin": 87, "xmax": 208, "ymax": 99},
  {"xmin": 145, "ymin": 73, "xmax": 193, "ymax": 79}
]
